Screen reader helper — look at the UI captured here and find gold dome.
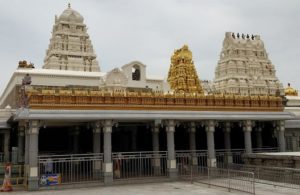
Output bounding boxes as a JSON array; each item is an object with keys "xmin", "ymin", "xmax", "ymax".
[{"xmin": 284, "ymin": 83, "xmax": 298, "ymax": 96}]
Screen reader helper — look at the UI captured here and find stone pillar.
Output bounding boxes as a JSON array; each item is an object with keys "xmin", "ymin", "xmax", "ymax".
[
  {"xmin": 256, "ymin": 126, "xmax": 263, "ymax": 149},
  {"xmin": 18, "ymin": 125, "xmax": 25, "ymax": 163},
  {"xmin": 73, "ymin": 126, "xmax": 80, "ymax": 154},
  {"xmin": 206, "ymin": 120, "xmax": 216, "ymax": 167},
  {"xmin": 28, "ymin": 120, "xmax": 40, "ymax": 191},
  {"xmin": 189, "ymin": 122, "xmax": 197, "ymax": 166},
  {"xmin": 243, "ymin": 120, "xmax": 252, "ymax": 154},
  {"xmin": 278, "ymin": 121, "xmax": 286, "ymax": 152},
  {"xmin": 103, "ymin": 120, "xmax": 113, "ymax": 184},
  {"xmin": 166, "ymin": 120, "xmax": 177, "ymax": 179},
  {"xmin": 93, "ymin": 122, "xmax": 101, "ymax": 153},
  {"xmin": 25, "ymin": 126, "xmax": 30, "ymax": 164},
  {"xmin": 152, "ymin": 123, "xmax": 160, "ymax": 174},
  {"xmin": 3, "ymin": 130, "xmax": 10, "ymax": 162},
  {"xmin": 223, "ymin": 122, "xmax": 232, "ymax": 163},
  {"xmin": 93, "ymin": 121, "xmax": 102, "ymax": 179}
]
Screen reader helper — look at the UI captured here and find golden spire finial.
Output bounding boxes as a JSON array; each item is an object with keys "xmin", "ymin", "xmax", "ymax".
[{"xmin": 68, "ymin": 3, "xmax": 71, "ymax": 8}]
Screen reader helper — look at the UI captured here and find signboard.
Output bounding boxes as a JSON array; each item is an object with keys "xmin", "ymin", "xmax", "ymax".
[{"xmin": 40, "ymin": 174, "xmax": 61, "ymax": 186}]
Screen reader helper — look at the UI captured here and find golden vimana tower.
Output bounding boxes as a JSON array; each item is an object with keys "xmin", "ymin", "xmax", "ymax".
[{"xmin": 167, "ymin": 45, "xmax": 204, "ymax": 94}]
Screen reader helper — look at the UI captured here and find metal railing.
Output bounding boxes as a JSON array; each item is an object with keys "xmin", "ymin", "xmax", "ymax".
[
  {"xmin": 228, "ymin": 164, "xmax": 300, "ymax": 190},
  {"xmin": 216, "ymin": 149, "xmax": 245, "ymax": 167},
  {"xmin": 252, "ymin": 147, "xmax": 278, "ymax": 153},
  {"xmin": 176, "ymin": 150, "xmax": 207, "ymax": 176},
  {"xmin": 0, "ymin": 164, "xmax": 27, "ymax": 187},
  {"xmin": 216, "ymin": 148, "xmax": 277, "ymax": 168},
  {"xmin": 33, "ymin": 148, "xmax": 278, "ymax": 188},
  {"xmin": 176, "ymin": 149, "xmax": 246, "ymax": 170},
  {"xmin": 38, "ymin": 153, "xmax": 103, "ymax": 185},
  {"xmin": 191, "ymin": 167, "xmax": 255, "ymax": 195},
  {"xmin": 112, "ymin": 151, "xmax": 168, "ymax": 180}
]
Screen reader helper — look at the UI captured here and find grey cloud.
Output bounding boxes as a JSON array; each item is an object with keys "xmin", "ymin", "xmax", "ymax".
[{"xmin": 0, "ymin": 0, "xmax": 299, "ymax": 93}]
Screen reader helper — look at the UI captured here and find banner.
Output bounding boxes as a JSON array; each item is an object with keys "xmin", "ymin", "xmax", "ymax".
[{"xmin": 40, "ymin": 174, "xmax": 61, "ymax": 186}]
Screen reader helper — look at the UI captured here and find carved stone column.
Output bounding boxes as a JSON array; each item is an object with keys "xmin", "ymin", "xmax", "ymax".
[
  {"xmin": 93, "ymin": 121, "xmax": 102, "ymax": 179},
  {"xmin": 277, "ymin": 121, "xmax": 286, "ymax": 152},
  {"xmin": 93, "ymin": 122, "xmax": 101, "ymax": 153},
  {"xmin": 166, "ymin": 120, "xmax": 177, "ymax": 179},
  {"xmin": 206, "ymin": 120, "xmax": 216, "ymax": 167},
  {"xmin": 18, "ymin": 124, "xmax": 25, "ymax": 163},
  {"xmin": 152, "ymin": 122, "xmax": 160, "ymax": 175},
  {"xmin": 223, "ymin": 122, "xmax": 232, "ymax": 163},
  {"xmin": 243, "ymin": 120, "xmax": 252, "ymax": 154},
  {"xmin": 28, "ymin": 120, "xmax": 40, "ymax": 191},
  {"xmin": 103, "ymin": 120, "xmax": 113, "ymax": 184},
  {"xmin": 25, "ymin": 125, "xmax": 30, "ymax": 164},
  {"xmin": 189, "ymin": 122, "xmax": 197, "ymax": 166},
  {"xmin": 256, "ymin": 126, "xmax": 263, "ymax": 149}
]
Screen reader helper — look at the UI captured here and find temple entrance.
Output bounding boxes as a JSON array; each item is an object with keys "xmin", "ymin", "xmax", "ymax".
[
  {"xmin": 195, "ymin": 126, "xmax": 207, "ymax": 150},
  {"xmin": 39, "ymin": 126, "xmax": 93, "ymax": 154},
  {"xmin": 261, "ymin": 122, "xmax": 277, "ymax": 148},
  {"xmin": 39, "ymin": 127, "xmax": 70, "ymax": 154},
  {"xmin": 215, "ymin": 125, "xmax": 225, "ymax": 149},
  {"xmin": 174, "ymin": 125, "xmax": 189, "ymax": 150},
  {"xmin": 112, "ymin": 123, "xmax": 152, "ymax": 152},
  {"xmin": 231, "ymin": 123, "xmax": 245, "ymax": 149}
]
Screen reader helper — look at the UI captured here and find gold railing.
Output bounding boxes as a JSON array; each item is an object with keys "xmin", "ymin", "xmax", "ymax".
[{"xmin": 25, "ymin": 88, "xmax": 283, "ymax": 112}]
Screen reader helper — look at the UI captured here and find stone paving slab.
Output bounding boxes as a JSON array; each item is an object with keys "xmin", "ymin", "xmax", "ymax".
[{"xmin": 1, "ymin": 182, "xmax": 299, "ymax": 195}]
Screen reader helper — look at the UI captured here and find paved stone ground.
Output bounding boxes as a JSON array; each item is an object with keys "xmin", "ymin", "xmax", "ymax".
[{"xmin": 2, "ymin": 182, "xmax": 299, "ymax": 195}]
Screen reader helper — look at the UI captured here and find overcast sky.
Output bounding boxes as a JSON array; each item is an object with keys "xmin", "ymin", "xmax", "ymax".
[{"xmin": 0, "ymin": 0, "xmax": 300, "ymax": 93}]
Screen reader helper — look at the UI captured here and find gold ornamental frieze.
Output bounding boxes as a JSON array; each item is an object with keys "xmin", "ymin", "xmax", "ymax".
[{"xmin": 26, "ymin": 88, "xmax": 283, "ymax": 112}]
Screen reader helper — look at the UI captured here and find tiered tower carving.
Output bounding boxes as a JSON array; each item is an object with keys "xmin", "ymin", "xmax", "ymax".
[
  {"xmin": 167, "ymin": 45, "xmax": 203, "ymax": 94},
  {"xmin": 213, "ymin": 32, "xmax": 283, "ymax": 96},
  {"xmin": 43, "ymin": 4, "xmax": 100, "ymax": 72}
]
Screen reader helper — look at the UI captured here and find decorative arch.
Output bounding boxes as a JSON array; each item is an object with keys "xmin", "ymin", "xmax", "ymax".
[{"xmin": 132, "ymin": 64, "xmax": 141, "ymax": 81}]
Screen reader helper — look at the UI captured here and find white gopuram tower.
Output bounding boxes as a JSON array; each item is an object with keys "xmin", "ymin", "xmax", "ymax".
[
  {"xmin": 43, "ymin": 4, "xmax": 100, "ymax": 72},
  {"xmin": 213, "ymin": 32, "xmax": 283, "ymax": 96}
]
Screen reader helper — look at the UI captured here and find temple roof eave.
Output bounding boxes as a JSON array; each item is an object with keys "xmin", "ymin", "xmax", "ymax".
[{"xmin": 14, "ymin": 109, "xmax": 295, "ymax": 122}]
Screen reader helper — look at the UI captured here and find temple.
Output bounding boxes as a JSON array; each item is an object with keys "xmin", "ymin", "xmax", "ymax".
[{"xmin": 0, "ymin": 5, "xmax": 299, "ymax": 191}]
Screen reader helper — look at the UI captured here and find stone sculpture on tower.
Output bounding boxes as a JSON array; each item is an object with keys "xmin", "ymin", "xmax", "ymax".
[{"xmin": 43, "ymin": 4, "xmax": 100, "ymax": 72}]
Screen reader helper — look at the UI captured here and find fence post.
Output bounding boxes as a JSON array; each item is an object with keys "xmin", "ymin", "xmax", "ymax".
[
  {"xmin": 252, "ymin": 172, "xmax": 255, "ymax": 195},
  {"xmin": 227, "ymin": 168, "xmax": 231, "ymax": 192},
  {"xmin": 139, "ymin": 152, "xmax": 142, "ymax": 177},
  {"xmin": 190, "ymin": 153, "xmax": 193, "ymax": 184},
  {"xmin": 208, "ymin": 167, "xmax": 210, "ymax": 188},
  {"xmin": 70, "ymin": 155, "xmax": 73, "ymax": 183}
]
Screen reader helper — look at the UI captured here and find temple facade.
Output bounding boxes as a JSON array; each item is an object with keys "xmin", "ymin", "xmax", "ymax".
[{"xmin": 0, "ymin": 4, "xmax": 298, "ymax": 191}]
